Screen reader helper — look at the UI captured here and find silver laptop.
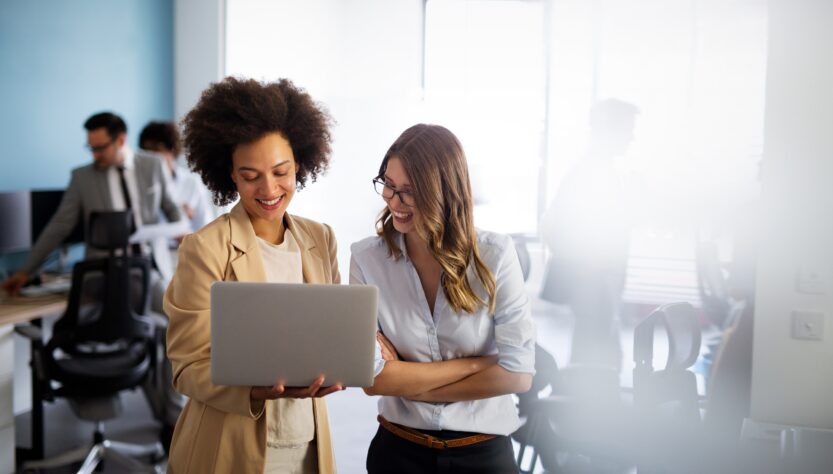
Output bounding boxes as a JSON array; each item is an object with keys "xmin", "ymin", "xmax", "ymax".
[{"xmin": 210, "ymin": 282, "xmax": 378, "ymax": 387}]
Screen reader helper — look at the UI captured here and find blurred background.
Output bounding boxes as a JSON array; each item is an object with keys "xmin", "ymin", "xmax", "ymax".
[{"xmin": 1, "ymin": 0, "xmax": 832, "ymax": 472}]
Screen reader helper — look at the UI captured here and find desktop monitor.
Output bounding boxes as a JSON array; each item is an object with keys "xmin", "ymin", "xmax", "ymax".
[
  {"xmin": 30, "ymin": 189, "xmax": 85, "ymax": 245},
  {"xmin": 0, "ymin": 191, "xmax": 32, "ymax": 252}
]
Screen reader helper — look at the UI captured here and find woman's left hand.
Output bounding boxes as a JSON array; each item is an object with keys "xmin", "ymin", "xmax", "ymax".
[{"xmin": 377, "ymin": 331, "xmax": 400, "ymax": 362}]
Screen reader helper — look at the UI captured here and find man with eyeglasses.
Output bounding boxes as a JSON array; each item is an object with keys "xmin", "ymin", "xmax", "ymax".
[
  {"xmin": 2, "ymin": 111, "xmax": 183, "ymax": 297},
  {"xmin": 1, "ymin": 111, "xmax": 186, "ymax": 448}
]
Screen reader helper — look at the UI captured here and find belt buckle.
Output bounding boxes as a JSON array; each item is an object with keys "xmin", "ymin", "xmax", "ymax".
[{"xmin": 426, "ymin": 435, "xmax": 447, "ymax": 450}]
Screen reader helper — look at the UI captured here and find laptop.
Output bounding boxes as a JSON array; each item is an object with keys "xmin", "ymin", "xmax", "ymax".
[{"xmin": 210, "ymin": 282, "xmax": 378, "ymax": 387}]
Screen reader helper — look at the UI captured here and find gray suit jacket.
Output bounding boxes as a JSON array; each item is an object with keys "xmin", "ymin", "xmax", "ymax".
[{"xmin": 21, "ymin": 150, "xmax": 182, "ymax": 275}]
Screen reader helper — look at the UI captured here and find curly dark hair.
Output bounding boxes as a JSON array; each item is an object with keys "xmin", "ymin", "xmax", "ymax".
[{"xmin": 181, "ymin": 77, "xmax": 334, "ymax": 206}]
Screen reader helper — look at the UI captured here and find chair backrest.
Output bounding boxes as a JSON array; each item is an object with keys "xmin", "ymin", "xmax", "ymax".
[
  {"xmin": 633, "ymin": 302, "xmax": 702, "ymax": 422},
  {"xmin": 50, "ymin": 211, "xmax": 154, "ymax": 351},
  {"xmin": 517, "ymin": 343, "xmax": 560, "ymax": 416},
  {"xmin": 633, "ymin": 302, "xmax": 701, "ymax": 373}
]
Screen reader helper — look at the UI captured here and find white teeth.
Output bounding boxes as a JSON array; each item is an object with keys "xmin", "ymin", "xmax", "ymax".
[
  {"xmin": 258, "ymin": 196, "xmax": 282, "ymax": 206},
  {"xmin": 393, "ymin": 211, "xmax": 411, "ymax": 218}
]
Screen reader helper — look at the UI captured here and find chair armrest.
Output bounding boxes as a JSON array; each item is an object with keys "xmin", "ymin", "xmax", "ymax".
[{"xmin": 14, "ymin": 324, "xmax": 44, "ymax": 342}]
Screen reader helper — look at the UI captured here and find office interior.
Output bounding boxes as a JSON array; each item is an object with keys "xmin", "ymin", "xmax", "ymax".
[{"xmin": 0, "ymin": 0, "xmax": 831, "ymax": 472}]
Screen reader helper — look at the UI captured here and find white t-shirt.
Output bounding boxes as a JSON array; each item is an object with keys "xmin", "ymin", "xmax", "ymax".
[{"xmin": 256, "ymin": 231, "xmax": 315, "ymax": 448}]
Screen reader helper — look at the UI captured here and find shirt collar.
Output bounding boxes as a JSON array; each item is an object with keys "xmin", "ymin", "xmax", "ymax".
[
  {"xmin": 397, "ymin": 232, "xmax": 411, "ymax": 262},
  {"xmin": 119, "ymin": 146, "xmax": 135, "ymax": 170}
]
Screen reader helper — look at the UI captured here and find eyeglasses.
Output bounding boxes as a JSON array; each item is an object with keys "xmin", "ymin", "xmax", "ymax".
[
  {"xmin": 86, "ymin": 140, "xmax": 115, "ymax": 153},
  {"xmin": 373, "ymin": 178, "xmax": 415, "ymax": 207}
]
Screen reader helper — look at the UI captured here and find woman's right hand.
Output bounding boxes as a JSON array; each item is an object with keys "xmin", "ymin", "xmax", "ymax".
[{"xmin": 250, "ymin": 375, "xmax": 344, "ymax": 401}]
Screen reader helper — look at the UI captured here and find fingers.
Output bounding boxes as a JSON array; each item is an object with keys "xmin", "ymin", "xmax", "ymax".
[
  {"xmin": 307, "ymin": 375, "xmax": 325, "ymax": 397},
  {"xmin": 317, "ymin": 384, "xmax": 346, "ymax": 397},
  {"xmin": 277, "ymin": 376, "xmax": 351, "ymax": 399},
  {"xmin": 376, "ymin": 331, "xmax": 399, "ymax": 361}
]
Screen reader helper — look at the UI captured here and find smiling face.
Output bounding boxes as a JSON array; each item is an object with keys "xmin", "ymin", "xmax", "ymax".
[
  {"xmin": 382, "ymin": 156, "xmax": 420, "ymax": 235},
  {"xmin": 230, "ymin": 132, "xmax": 297, "ymax": 236}
]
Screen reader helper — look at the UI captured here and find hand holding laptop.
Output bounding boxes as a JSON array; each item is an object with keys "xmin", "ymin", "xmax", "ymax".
[{"xmin": 250, "ymin": 374, "xmax": 345, "ymax": 401}]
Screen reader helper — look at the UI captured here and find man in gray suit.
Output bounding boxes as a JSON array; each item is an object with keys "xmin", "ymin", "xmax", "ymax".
[
  {"xmin": 3, "ymin": 112, "xmax": 183, "ymax": 294},
  {"xmin": 1, "ymin": 111, "xmax": 185, "ymax": 446}
]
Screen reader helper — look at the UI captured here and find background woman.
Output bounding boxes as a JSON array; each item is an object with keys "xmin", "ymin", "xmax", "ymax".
[
  {"xmin": 350, "ymin": 124, "xmax": 536, "ymax": 473},
  {"xmin": 164, "ymin": 77, "xmax": 343, "ymax": 473}
]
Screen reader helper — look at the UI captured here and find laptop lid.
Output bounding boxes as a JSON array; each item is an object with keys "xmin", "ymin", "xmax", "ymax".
[{"xmin": 210, "ymin": 282, "xmax": 378, "ymax": 387}]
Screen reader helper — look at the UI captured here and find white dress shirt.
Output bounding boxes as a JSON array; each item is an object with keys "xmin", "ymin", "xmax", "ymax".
[
  {"xmin": 350, "ymin": 230, "xmax": 536, "ymax": 436},
  {"xmin": 162, "ymin": 160, "xmax": 215, "ymax": 232},
  {"xmin": 107, "ymin": 146, "xmax": 143, "ymax": 229}
]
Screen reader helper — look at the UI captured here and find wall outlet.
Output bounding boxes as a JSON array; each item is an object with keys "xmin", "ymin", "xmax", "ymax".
[
  {"xmin": 796, "ymin": 266, "xmax": 829, "ymax": 295},
  {"xmin": 791, "ymin": 311, "xmax": 825, "ymax": 341}
]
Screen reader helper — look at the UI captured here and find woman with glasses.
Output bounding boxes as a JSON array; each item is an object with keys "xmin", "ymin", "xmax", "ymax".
[
  {"xmin": 350, "ymin": 124, "xmax": 536, "ymax": 473},
  {"xmin": 164, "ymin": 77, "xmax": 343, "ymax": 473}
]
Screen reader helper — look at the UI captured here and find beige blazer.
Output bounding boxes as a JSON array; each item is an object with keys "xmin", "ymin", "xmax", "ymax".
[{"xmin": 163, "ymin": 203, "xmax": 340, "ymax": 473}]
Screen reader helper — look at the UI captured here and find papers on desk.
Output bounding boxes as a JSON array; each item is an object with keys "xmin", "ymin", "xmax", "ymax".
[
  {"xmin": 19, "ymin": 279, "xmax": 72, "ymax": 297},
  {"xmin": 128, "ymin": 220, "xmax": 190, "ymax": 243}
]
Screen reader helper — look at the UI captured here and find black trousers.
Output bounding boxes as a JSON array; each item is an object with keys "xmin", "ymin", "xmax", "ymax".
[{"xmin": 366, "ymin": 425, "xmax": 519, "ymax": 474}]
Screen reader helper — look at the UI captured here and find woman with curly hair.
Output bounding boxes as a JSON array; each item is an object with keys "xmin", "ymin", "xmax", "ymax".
[
  {"xmin": 164, "ymin": 77, "xmax": 343, "ymax": 473},
  {"xmin": 351, "ymin": 124, "xmax": 536, "ymax": 473}
]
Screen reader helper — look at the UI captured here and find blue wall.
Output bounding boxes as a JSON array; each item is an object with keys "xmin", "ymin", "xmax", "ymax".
[{"xmin": 0, "ymin": 0, "xmax": 174, "ymax": 190}]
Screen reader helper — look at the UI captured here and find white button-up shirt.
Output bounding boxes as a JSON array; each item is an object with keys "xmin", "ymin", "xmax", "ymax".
[
  {"xmin": 107, "ymin": 146, "xmax": 143, "ymax": 229},
  {"xmin": 350, "ymin": 230, "xmax": 536, "ymax": 436}
]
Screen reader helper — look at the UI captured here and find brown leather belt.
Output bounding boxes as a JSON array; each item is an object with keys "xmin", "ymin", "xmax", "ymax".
[{"xmin": 377, "ymin": 415, "xmax": 496, "ymax": 449}]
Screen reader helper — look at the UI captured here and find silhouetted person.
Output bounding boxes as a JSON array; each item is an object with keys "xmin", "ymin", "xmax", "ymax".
[{"xmin": 541, "ymin": 98, "xmax": 639, "ymax": 369}]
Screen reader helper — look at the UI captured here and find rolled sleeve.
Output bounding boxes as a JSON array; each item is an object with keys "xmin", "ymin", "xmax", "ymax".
[
  {"xmin": 373, "ymin": 339, "xmax": 387, "ymax": 377},
  {"xmin": 492, "ymin": 236, "xmax": 536, "ymax": 374}
]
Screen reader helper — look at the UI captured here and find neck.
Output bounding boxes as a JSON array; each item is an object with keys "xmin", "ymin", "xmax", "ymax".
[
  {"xmin": 404, "ymin": 231, "xmax": 434, "ymax": 262},
  {"xmin": 251, "ymin": 214, "xmax": 286, "ymax": 245}
]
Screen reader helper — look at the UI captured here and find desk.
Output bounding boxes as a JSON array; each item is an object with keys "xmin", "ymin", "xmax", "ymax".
[{"xmin": 0, "ymin": 293, "xmax": 67, "ymax": 474}]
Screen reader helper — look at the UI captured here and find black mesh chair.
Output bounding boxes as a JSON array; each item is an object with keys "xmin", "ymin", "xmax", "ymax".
[
  {"xmin": 513, "ymin": 344, "xmax": 628, "ymax": 474},
  {"xmin": 632, "ymin": 302, "xmax": 703, "ymax": 473},
  {"xmin": 633, "ymin": 302, "xmax": 702, "ymax": 422},
  {"xmin": 16, "ymin": 211, "xmax": 164, "ymax": 473},
  {"xmin": 514, "ymin": 303, "xmax": 703, "ymax": 473}
]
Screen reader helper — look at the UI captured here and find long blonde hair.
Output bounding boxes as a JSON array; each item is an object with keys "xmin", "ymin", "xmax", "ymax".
[{"xmin": 376, "ymin": 124, "xmax": 496, "ymax": 315}]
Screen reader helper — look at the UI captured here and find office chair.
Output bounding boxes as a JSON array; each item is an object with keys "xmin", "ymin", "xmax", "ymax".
[
  {"xmin": 515, "ymin": 303, "xmax": 704, "ymax": 473},
  {"xmin": 512, "ymin": 344, "xmax": 626, "ymax": 474},
  {"xmin": 16, "ymin": 211, "xmax": 164, "ymax": 473},
  {"xmin": 513, "ymin": 343, "xmax": 560, "ymax": 473},
  {"xmin": 632, "ymin": 302, "xmax": 703, "ymax": 473}
]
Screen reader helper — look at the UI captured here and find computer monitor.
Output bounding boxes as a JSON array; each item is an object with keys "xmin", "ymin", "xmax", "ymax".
[
  {"xmin": 0, "ymin": 191, "xmax": 32, "ymax": 252},
  {"xmin": 30, "ymin": 189, "xmax": 85, "ymax": 245}
]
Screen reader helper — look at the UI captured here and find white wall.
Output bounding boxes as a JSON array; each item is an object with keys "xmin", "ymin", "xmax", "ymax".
[
  {"xmin": 174, "ymin": 0, "xmax": 226, "ymax": 121},
  {"xmin": 226, "ymin": 0, "xmax": 425, "ymax": 273},
  {"xmin": 751, "ymin": 0, "xmax": 833, "ymax": 429}
]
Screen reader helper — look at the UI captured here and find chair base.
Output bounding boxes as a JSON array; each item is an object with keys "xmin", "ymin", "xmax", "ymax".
[{"xmin": 22, "ymin": 439, "xmax": 164, "ymax": 474}]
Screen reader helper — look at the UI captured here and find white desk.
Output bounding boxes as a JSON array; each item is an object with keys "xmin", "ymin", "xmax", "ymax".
[{"xmin": 0, "ymin": 293, "xmax": 67, "ymax": 474}]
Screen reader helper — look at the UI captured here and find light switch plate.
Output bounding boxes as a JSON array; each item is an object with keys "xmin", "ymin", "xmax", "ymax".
[
  {"xmin": 791, "ymin": 311, "xmax": 825, "ymax": 341},
  {"xmin": 796, "ymin": 266, "xmax": 829, "ymax": 295}
]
